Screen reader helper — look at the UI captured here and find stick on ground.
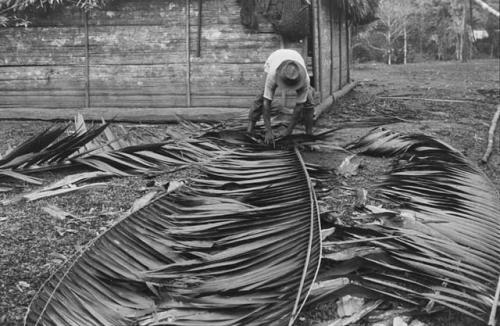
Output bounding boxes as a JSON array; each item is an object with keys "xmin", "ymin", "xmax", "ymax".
[
  {"xmin": 481, "ymin": 105, "xmax": 500, "ymax": 164},
  {"xmin": 488, "ymin": 275, "xmax": 500, "ymax": 326}
]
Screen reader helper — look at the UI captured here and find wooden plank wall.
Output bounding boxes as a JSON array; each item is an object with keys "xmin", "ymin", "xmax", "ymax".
[
  {"xmin": 340, "ymin": 11, "xmax": 349, "ymax": 86},
  {"xmin": 318, "ymin": 0, "xmax": 332, "ymax": 101},
  {"xmin": 0, "ymin": 6, "xmax": 87, "ymax": 109},
  {"xmin": 0, "ymin": 0, "xmax": 349, "ymax": 113},
  {"xmin": 314, "ymin": 0, "xmax": 349, "ymax": 100},
  {"xmin": 0, "ymin": 0, "xmax": 284, "ymax": 110}
]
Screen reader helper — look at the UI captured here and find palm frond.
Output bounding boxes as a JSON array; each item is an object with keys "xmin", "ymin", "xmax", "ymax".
[
  {"xmin": 0, "ymin": 122, "xmax": 111, "ymax": 171},
  {"xmin": 318, "ymin": 128, "xmax": 500, "ymax": 322},
  {"xmin": 25, "ymin": 148, "xmax": 322, "ymax": 326}
]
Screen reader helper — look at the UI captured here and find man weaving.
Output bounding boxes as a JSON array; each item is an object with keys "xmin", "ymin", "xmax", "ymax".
[{"xmin": 247, "ymin": 49, "xmax": 316, "ymax": 144}]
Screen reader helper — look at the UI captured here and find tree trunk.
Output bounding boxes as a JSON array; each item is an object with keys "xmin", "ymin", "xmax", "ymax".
[
  {"xmin": 462, "ymin": 0, "xmax": 470, "ymax": 62},
  {"xmin": 403, "ymin": 24, "xmax": 407, "ymax": 64},
  {"xmin": 419, "ymin": 13, "xmax": 423, "ymax": 56},
  {"xmin": 387, "ymin": 14, "xmax": 392, "ymax": 65}
]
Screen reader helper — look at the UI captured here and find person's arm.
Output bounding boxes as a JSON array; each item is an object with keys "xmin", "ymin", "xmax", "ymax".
[
  {"xmin": 263, "ymin": 98, "xmax": 274, "ymax": 145},
  {"xmin": 262, "ymin": 79, "xmax": 277, "ymax": 145}
]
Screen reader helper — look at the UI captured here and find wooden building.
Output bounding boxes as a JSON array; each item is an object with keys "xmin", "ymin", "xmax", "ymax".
[{"xmin": 0, "ymin": 0, "xmax": 378, "ymax": 121}]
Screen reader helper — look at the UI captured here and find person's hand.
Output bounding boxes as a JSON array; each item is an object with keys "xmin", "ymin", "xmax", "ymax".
[{"xmin": 264, "ymin": 130, "xmax": 275, "ymax": 146}]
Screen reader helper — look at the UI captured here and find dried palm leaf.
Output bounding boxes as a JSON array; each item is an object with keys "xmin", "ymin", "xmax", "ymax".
[
  {"xmin": 315, "ymin": 128, "xmax": 500, "ymax": 322},
  {"xmin": 25, "ymin": 148, "xmax": 322, "ymax": 326}
]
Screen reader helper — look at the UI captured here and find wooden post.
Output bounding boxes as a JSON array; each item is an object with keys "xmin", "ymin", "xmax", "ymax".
[
  {"xmin": 84, "ymin": 10, "xmax": 90, "ymax": 108},
  {"xmin": 311, "ymin": 0, "xmax": 321, "ymax": 98},
  {"xmin": 185, "ymin": 0, "xmax": 191, "ymax": 107}
]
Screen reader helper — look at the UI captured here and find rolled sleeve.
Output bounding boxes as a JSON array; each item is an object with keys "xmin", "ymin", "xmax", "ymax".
[{"xmin": 263, "ymin": 73, "xmax": 277, "ymax": 101}]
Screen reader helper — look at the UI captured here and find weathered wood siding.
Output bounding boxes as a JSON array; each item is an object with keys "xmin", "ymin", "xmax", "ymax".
[
  {"xmin": 0, "ymin": 0, "xmax": 350, "ymax": 113},
  {"xmin": 0, "ymin": 0, "xmax": 280, "ymax": 110},
  {"xmin": 314, "ymin": 0, "xmax": 349, "ymax": 100}
]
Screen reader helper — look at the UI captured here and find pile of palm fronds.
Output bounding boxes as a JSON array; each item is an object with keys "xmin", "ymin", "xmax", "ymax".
[
  {"xmin": 312, "ymin": 128, "xmax": 500, "ymax": 322},
  {"xmin": 24, "ymin": 145, "xmax": 322, "ymax": 325},
  {"xmin": 2, "ymin": 120, "xmax": 498, "ymax": 324}
]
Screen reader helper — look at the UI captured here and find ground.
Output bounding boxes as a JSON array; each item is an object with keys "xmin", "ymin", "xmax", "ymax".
[{"xmin": 0, "ymin": 59, "xmax": 499, "ymax": 325}]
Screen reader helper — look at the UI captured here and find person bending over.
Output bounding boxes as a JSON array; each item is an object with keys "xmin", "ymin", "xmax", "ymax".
[{"xmin": 247, "ymin": 49, "xmax": 315, "ymax": 144}]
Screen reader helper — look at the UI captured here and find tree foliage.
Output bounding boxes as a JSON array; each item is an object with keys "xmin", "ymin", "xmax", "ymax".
[{"xmin": 353, "ymin": 0, "xmax": 500, "ymax": 63}]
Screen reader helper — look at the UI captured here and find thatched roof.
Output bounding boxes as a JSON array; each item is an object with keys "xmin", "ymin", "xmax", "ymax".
[
  {"xmin": 0, "ymin": 0, "xmax": 107, "ymax": 26},
  {"xmin": 332, "ymin": 0, "xmax": 379, "ymax": 26},
  {"xmin": 1, "ymin": 0, "xmax": 379, "ymax": 27}
]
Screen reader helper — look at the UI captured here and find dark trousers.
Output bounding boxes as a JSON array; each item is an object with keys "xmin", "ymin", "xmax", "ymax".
[{"xmin": 248, "ymin": 87, "xmax": 316, "ymax": 122}]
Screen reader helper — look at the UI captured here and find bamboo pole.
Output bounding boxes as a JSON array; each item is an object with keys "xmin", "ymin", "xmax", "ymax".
[
  {"xmin": 481, "ymin": 105, "xmax": 500, "ymax": 164},
  {"xmin": 185, "ymin": 0, "xmax": 191, "ymax": 107}
]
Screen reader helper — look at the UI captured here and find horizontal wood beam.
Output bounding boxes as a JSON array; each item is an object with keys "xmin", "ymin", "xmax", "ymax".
[
  {"xmin": 0, "ymin": 107, "xmax": 247, "ymax": 123},
  {"xmin": 313, "ymin": 80, "xmax": 359, "ymax": 120}
]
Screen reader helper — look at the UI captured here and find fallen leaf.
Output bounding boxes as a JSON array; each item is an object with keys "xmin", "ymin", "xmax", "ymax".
[
  {"xmin": 337, "ymin": 295, "xmax": 365, "ymax": 317},
  {"xmin": 321, "ymin": 227, "xmax": 336, "ymax": 240},
  {"xmin": 393, "ymin": 316, "xmax": 409, "ymax": 326},
  {"xmin": 165, "ymin": 180, "xmax": 185, "ymax": 193},
  {"xmin": 129, "ymin": 191, "xmax": 158, "ymax": 213},
  {"xmin": 337, "ymin": 155, "xmax": 360, "ymax": 178},
  {"xmin": 16, "ymin": 281, "xmax": 30, "ymax": 292},
  {"xmin": 42, "ymin": 205, "xmax": 76, "ymax": 221},
  {"xmin": 354, "ymin": 188, "xmax": 368, "ymax": 209}
]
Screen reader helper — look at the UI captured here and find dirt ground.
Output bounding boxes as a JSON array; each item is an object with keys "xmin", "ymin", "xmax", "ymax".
[{"xmin": 0, "ymin": 59, "xmax": 499, "ymax": 325}]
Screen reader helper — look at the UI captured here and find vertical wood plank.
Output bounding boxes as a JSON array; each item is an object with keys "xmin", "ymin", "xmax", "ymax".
[
  {"xmin": 186, "ymin": 0, "xmax": 191, "ymax": 107},
  {"xmin": 196, "ymin": 0, "xmax": 202, "ymax": 57},
  {"xmin": 338, "ymin": 9, "xmax": 342, "ymax": 90},
  {"xmin": 84, "ymin": 10, "xmax": 90, "ymax": 108},
  {"xmin": 329, "ymin": 1, "xmax": 335, "ymax": 94},
  {"xmin": 346, "ymin": 17, "xmax": 350, "ymax": 82},
  {"xmin": 311, "ymin": 0, "xmax": 320, "ymax": 94}
]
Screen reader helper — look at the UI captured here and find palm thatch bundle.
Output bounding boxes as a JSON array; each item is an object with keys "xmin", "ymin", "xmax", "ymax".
[
  {"xmin": 238, "ymin": 0, "xmax": 379, "ymax": 40},
  {"xmin": 332, "ymin": 0, "xmax": 379, "ymax": 26}
]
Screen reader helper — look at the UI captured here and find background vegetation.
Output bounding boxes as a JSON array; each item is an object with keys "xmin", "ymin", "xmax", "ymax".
[{"xmin": 352, "ymin": 0, "xmax": 500, "ymax": 63}]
